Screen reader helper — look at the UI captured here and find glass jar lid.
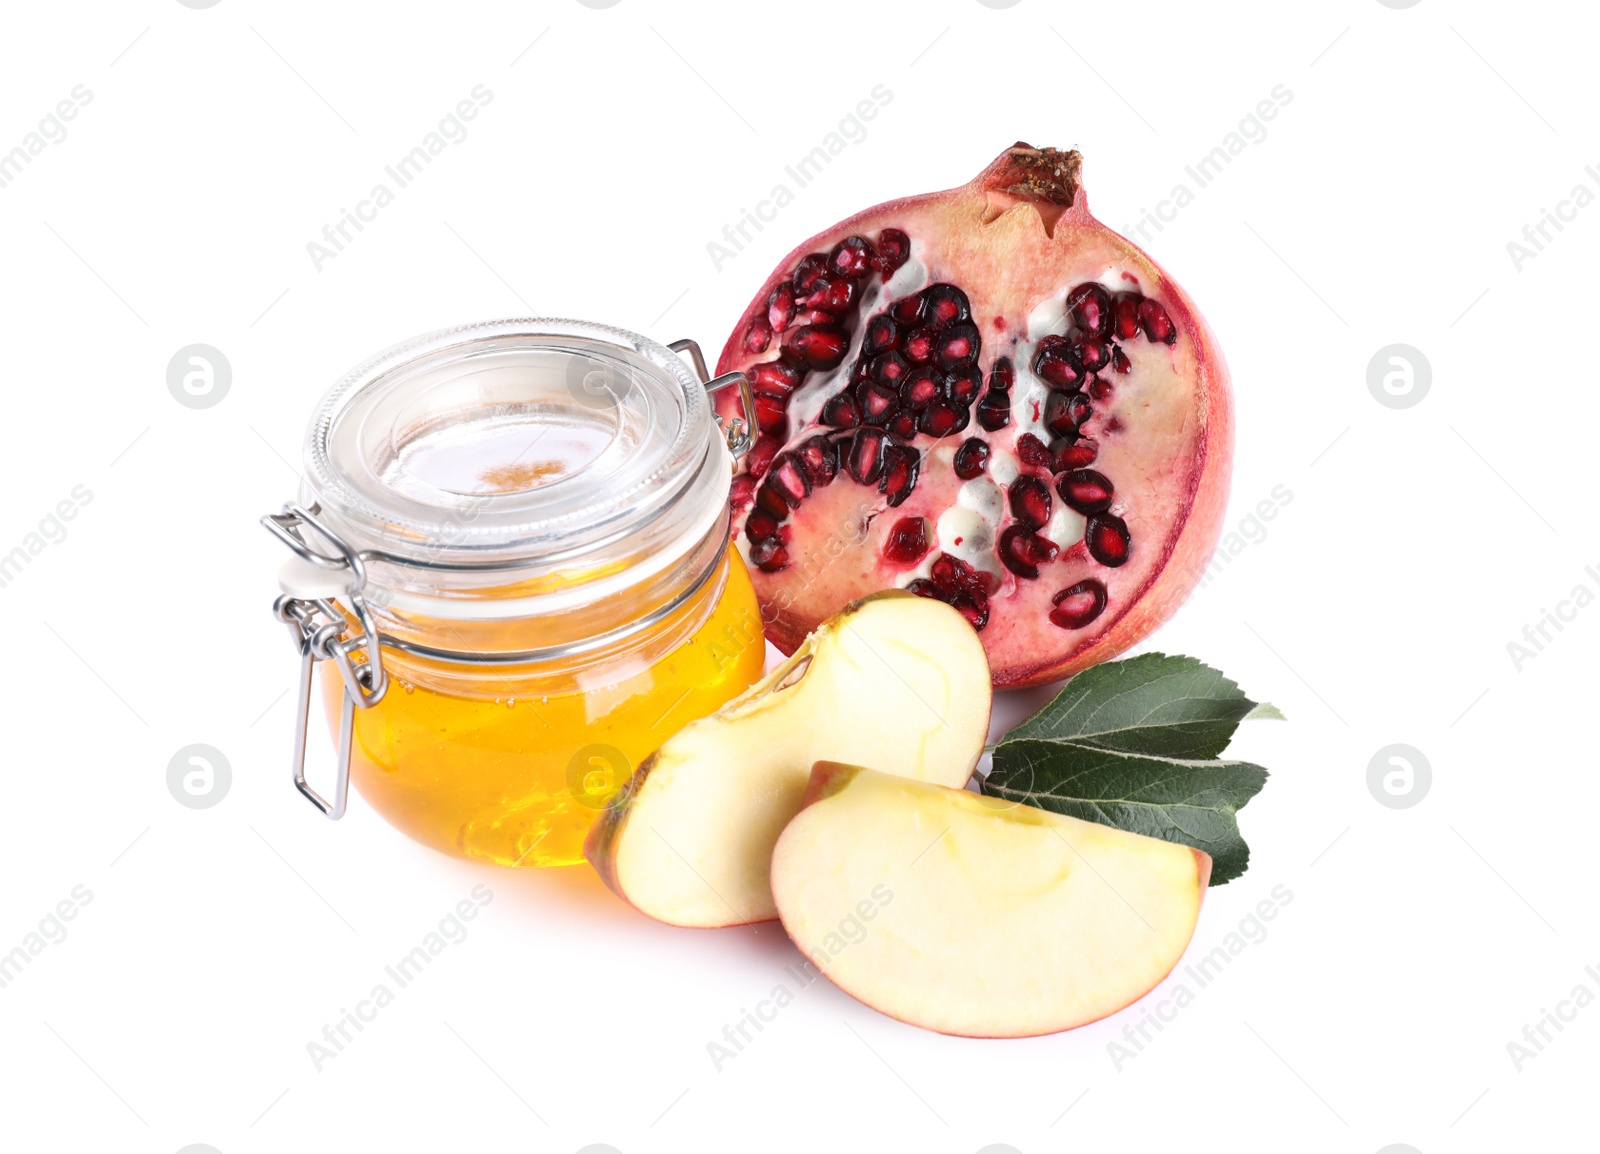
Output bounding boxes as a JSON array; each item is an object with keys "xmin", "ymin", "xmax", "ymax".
[{"xmin": 301, "ymin": 318, "xmax": 726, "ymax": 570}]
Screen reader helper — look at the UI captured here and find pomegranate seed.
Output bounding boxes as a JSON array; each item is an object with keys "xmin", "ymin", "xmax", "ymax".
[
  {"xmin": 863, "ymin": 314, "xmax": 900, "ymax": 356},
  {"xmin": 872, "ymin": 228, "xmax": 910, "ymax": 279},
  {"xmin": 1032, "ymin": 336, "xmax": 1082, "ymax": 390},
  {"xmin": 745, "ymin": 434, "xmax": 781, "ymax": 477},
  {"xmin": 878, "ymin": 442, "xmax": 921, "ymax": 507},
  {"xmin": 952, "ymin": 437, "xmax": 990, "ymax": 480},
  {"xmin": 743, "ymin": 318, "xmax": 772, "ymax": 355},
  {"xmin": 748, "ymin": 360, "xmax": 801, "ymax": 399},
  {"xmin": 903, "ymin": 327, "xmax": 936, "ymax": 365},
  {"xmin": 922, "ymin": 284, "xmax": 970, "ymax": 328},
  {"xmin": 948, "ymin": 590, "xmax": 990, "ymax": 631},
  {"xmin": 1043, "ymin": 392, "xmax": 1081, "ymax": 439},
  {"xmin": 846, "ymin": 428, "xmax": 887, "ymax": 485},
  {"xmin": 935, "ymin": 323, "xmax": 980, "ymax": 370},
  {"xmin": 1086, "ymin": 513, "xmax": 1131, "ymax": 567},
  {"xmin": 1088, "ymin": 375, "xmax": 1114, "ymax": 401},
  {"xmin": 1109, "ymin": 292, "xmax": 1142, "ymax": 340},
  {"xmin": 1050, "ymin": 436, "xmax": 1098, "ymax": 472},
  {"xmin": 888, "ymin": 410, "xmax": 918, "ymax": 440},
  {"xmin": 1070, "ymin": 334, "xmax": 1111, "ymax": 373},
  {"xmin": 1111, "ymin": 346, "xmax": 1132, "ymax": 375},
  {"xmin": 856, "ymin": 381, "xmax": 899, "ymax": 427},
  {"xmin": 918, "ymin": 400, "xmax": 966, "ymax": 438},
  {"xmin": 793, "ymin": 253, "xmax": 830, "ymax": 292},
  {"xmin": 782, "ymin": 325, "xmax": 849, "ymax": 370},
  {"xmin": 1065, "ymin": 283, "xmax": 1111, "ymax": 338},
  {"xmin": 1008, "ymin": 475, "xmax": 1052, "ymax": 529},
  {"xmin": 1137, "ymin": 298, "xmax": 1176, "ymax": 344},
  {"xmin": 830, "ymin": 236, "xmax": 875, "ymax": 279},
  {"xmin": 1015, "ymin": 432, "xmax": 1051, "ymax": 467},
  {"xmin": 999, "ymin": 525, "xmax": 1059, "ymax": 579},
  {"xmin": 891, "ymin": 293, "xmax": 927, "ymax": 326},
  {"xmin": 748, "ymin": 536, "xmax": 789, "ymax": 572},
  {"xmin": 906, "ymin": 577, "xmax": 943, "ymax": 600},
  {"xmin": 768, "ymin": 283, "xmax": 796, "ymax": 332},
  {"xmin": 869, "ymin": 351, "xmax": 909, "ymax": 385},
  {"xmin": 729, "ymin": 473, "xmax": 757, "ymax": 509},
  {"xmin": 882, "ymin": 516, "xmax": 931, "ymax": 563},
  {"xmin": 745, "ymin": 508, "xmax": 781, "ymax": 541},
  {"xmin": 1057, "ymin": 468, "xmax": 1113, "ymax": 514},
  {"xmin": 755, "ymin": 480, "xmax": 791, "ymax": 522},
  {"xmin": 947, "ymin": 366, "xmax": 981, "ymax": 405},
  {"xmin": 753, "ymin": 393, "xmax": 788, "ymax": 436},
  {"xmin": 769, "ymin": 455, "xmax": 811, "ymax": 505},
  {"xmin": 976, "ymin": 387, "xmax": 1011, "ymax": 431},
  {"xmin": 931, "ymin": 552, "xmax": 993, "ymax": 599},
  {"xmin": 802, "ymin": 275, "xmax": 858, "ymax": 315},
  {"xmin": 820, "ymin": 392, "xmax": 860, "ymax": 428},
  {"xmin": 1049, "ymin": 579, "xmax": 1108, "ymax": 630},
  {"xmin": 989, "ymin": 356, "xmax": 1015, "ymax": 392},
  {"xmin": 899, "ymin": 366, "xmax": 944, "ymax": 411},
  {"xmin": 1067, "ymin": 393, "xmax": 1093, "ymax": 427},
  {"xmin": 793, "ymin": 435, "xmax": 838, "ymax": 485}
]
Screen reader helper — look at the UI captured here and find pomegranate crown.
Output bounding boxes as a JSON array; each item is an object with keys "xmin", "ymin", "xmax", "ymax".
[{"xmin": 981, "ymin": 143, "xmax": 1084, "ymax": 208}]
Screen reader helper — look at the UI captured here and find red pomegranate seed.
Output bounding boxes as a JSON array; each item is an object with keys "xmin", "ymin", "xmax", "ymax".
[
  {"xmin": 899, "ymin": 366, "xmax": 943, "ymax": 411},
  {"xmin": 878, "ymin": 442, "xmax": 921, "ymax": 507},
  {"xmin": 952, "ymin": 437, "xmax": 990, "ymax": 480},
  {"xmin": 999, "ymin": 525, "xmax": 1059, "ymax": 579},
  {"xmin": 1057, "ymin": 468, "xmax": 1114, "ymax": 514},
  {"xmin": 748, "ymin": 536, "xmax": 789, "ymax": 572},
  {"xmin": 793, "ymin": 253, "xmax": 830, "ymax": 292},
  {"xmin": 793, "ymin": 435, "xmax": 838, "ymax": 485},
  {"xmin": 753, "ymin": 393, "xmax": 788, "ymax": 436},
  {"xmin": 820, "ymin": 392, "xmax": 860, "ymax": 428},
  {"xmin": 729, "ymin": 473, "xmax": 756, "ymax": 509},
  {"xmin": 755, "ymin": 480, "xmax": 790, "ymax": 522},
  {"xmin": 934, "ymin": 323, "xmax": 979, "ymax": 370},
  {"xmin": 1008, "ymin": 475, "xmax": 1052, "ymax": 529},
  {"xmin": 1032, "ymin": 336, "xmax": 1082, "ymax": 390},
  {"xmin": 1109, "ymin": 292, "xmax": 1142, "ymax": 340},
  {"xmin": 767, "ymin": 283, "xmax": 796, "ymax": 332},
  {"xmin": 1086, "ymin": 513, "xmax": 1131, "ymax": 567},
  {"xmin": 870, "ymin": 351, "xmax": 909, "ymax": 385},
  {"xmin": 947, "ymin": 366, "xmax": 981, "ymax": 405},
  {"xmin": 1111, "ymin": 346, "xmax": 1132, "ymax": 375},
  {"xmin": 917, "ymin": 400, "xmax": 966, "ymax": 438},
  {"xmin": 1049, "ymin": 579, "xmax": 1108, "ymax": 629},
  {"xmin": 989, "ymin": 356, "xmax": 1015, "ymax": 392},
  {"xmin": 976, "ymin": 387, "xmax": 1011, "ymax": 431},
  {"xmin": 1137, "ymin": 298, "xmax": 1176, "ymax": 344},
  {"xmin": 830, "ymin": 236, "xmax": 875, "ymax": 279},
  {"xmin": 906, "ymin": 577, "xmax": 943, "ymax": 600},
  {"xmin": 1050, "ymin": 436, "xmax": 1098, "ymax": 472},
  {"xmin": 857, "ymin": 381, "xmax": 899, "ymax": 426},
  {"xmin": 888, "ymin": 411, "xmax": 918, "ymax": 440},
  {"xmin": 802, "ymin": 275, "xmax": 857, "ymax": 315},
  {"xmin": 930, "ymin": 552, "xmax": 992, "ymax": 599},
  {"xmin": 882, "ymin": 516, "xmax": 931, "ymax": 563},
  {"xmin": 1043, "ymin": 392, "xmax": 1081, "ymax": 438},
  {"xmin": 748, "ymin": 360, "xmax": 801, "ymax": 399},
  {"xmin": 745, "ymin": 434, "xmax": 780, "ymax": 477},
  {"xmin": 769, "ymin": 455, "xmax": 812, "ymax": 505},
  {"xmin": 903, "ymin": 327, "xmax": 935, "ymax": 365},
  {"xmin": 1065, "ymin": 283, "xmax": 1111, "ymax": 338},
  {"xmin": 948, "ymin": 590, "xmax": 990, "ymax": 631},
  {"xmin": 1015, "ymin": 432, "xmax": 1051, "ymax": 467},
  {"xmin": 892, "ymin": 293, "xmax": 927, "ymax": 326},
  {"xmin": 1071, "ymin": 334, "xmax": 1111, "ymax": 373},
  {"xmin": 871, "ymin": 228, "xmax": 910, "ymax": 279},
  {"xmin": 1088, "ymin": 375, "xmax": 1114, "ymax": 401},
  {"xmin": 783, "ymin": 325, "xmax": 849, "ymax": 370},
  {"xmin": 846, "ymin": 428, "xmax": 887, "ymax": 485},
  {"xmin": 745, "ymin": 508, "xmax": 780, "ymax": 541},
  {"xmin": 743, "ymin": 318, "xmax": 772, "ymax": 355},
  {"xmin": 863, "ymin": 314, "xmax": 900, "ymax": 356},
  {"xmin": 922, "ymin": 284, "xmax": 970, "ymax": 328}
]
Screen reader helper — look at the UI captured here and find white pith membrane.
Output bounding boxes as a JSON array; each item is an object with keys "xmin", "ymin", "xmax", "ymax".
[
  {"xmin": 770, "ymin": 766, "xmax": 1209, "ymax": 1038},
  {"xmin": 716, "ymin": 193, "xmax": 1213, "ymax": 687},
  {"xmin": 585, "ymin": 594, "xmax": 991, "ymax": 929}
]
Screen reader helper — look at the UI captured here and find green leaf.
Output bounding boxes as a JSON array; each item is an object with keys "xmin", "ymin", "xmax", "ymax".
[{"xmin": 982, "ymin": 653, "xmax": 1276, "ymax": 885}]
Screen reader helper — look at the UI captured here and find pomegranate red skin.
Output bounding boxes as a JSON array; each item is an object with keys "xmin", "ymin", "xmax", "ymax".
[{"xmin": 715, "ymin": 146, "xmax": 1233, "ymax": 689}]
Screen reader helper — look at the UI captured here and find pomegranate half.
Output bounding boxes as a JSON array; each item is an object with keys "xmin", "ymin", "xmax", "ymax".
[{"xmin": 715, "ymin": 144, "xmax": 1232, "ymax": 688}]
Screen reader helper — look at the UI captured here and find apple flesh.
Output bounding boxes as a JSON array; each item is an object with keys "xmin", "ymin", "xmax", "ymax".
[
  {"xmin": 770, "ymin": 763, "xmax": 1211, "ymax": 1037},
  {"xmin": 584, "ymin": 591, "xmax": 992, "ymax": 928}
]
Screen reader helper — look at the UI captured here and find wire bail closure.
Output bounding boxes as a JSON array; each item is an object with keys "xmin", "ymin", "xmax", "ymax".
[{"xmin": 261, "ymin": 333, "xmax": 746, "ymax": 821}]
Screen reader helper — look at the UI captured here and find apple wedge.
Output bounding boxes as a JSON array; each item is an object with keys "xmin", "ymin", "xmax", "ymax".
[
  {"xmin": 770, "ymin": 764, "xmax": 1211, "ymax": 1037},
  {"xmin": 584, "ymin": 591, "xmax": 991, "ymax": 928}
]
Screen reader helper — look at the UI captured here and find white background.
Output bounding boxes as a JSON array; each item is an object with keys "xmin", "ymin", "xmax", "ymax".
[{"xmin": 1, "ymin": 1, "xmax": 1594, "ymax": 1151}]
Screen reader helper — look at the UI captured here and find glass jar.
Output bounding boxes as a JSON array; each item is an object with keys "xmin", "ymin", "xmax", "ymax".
[{"xmin": 262, "ymin": 319, "xmax": 765, "ymax": 867}]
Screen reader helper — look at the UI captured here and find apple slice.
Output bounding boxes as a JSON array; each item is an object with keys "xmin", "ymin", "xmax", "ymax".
[
  {"xmin": 770, "ymin": 764, "xmax": 1211, "ymax": 1037},
  {"xmin": 584, "ymin": 591, "xmax": 991, "ymax": 929}
]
